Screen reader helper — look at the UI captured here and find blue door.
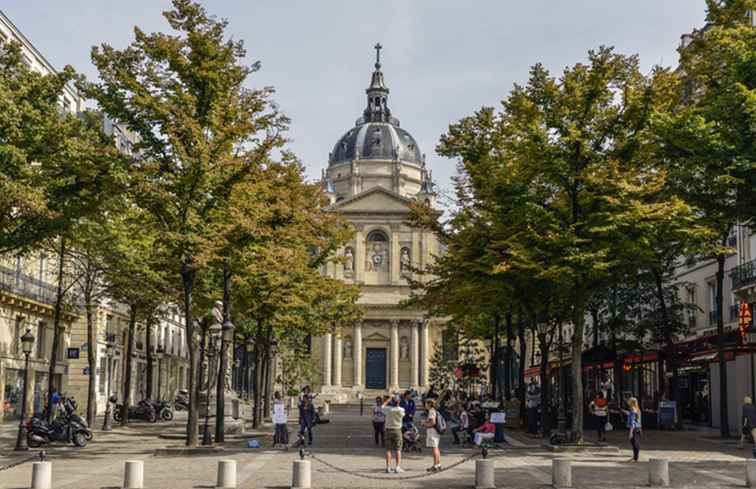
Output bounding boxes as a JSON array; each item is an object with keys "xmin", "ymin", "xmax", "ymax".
[{"xmin": 365, "ymin": 348, "xmax": 387, "ymax": 389}]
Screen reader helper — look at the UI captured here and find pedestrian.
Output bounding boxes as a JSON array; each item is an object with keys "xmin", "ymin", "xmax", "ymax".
[
  {"xmin": 358, "ymin": 391, "xmax": 364, "ymax": 416},
  {"xmin": 382, "ymin": 394, "xmax": 405, "ymax": 473},
  {"xmin": 372, "ymin": 396, "xmax": 386, "ymax": 447},
  {"xmin": 451, "ymin": 404, "xmax": 470, "ymax": 445},
  {"xmin": 739, "ymin": 396, "xmax": 756, "ymax": 448},
  {"xmin": 472, "ymin": 412, "xmax": 496, "ymax": 446},
  {"xmin": 623, "ymin": 397, "xmax": 642, "ymax": 462},
  {"xmin": 589, "ymin": 392, "xmax": 609, "ymax": 442},
  {"xmin": 526, "ymin": 380, "xmax": 541, "ymax": 434},
  {"xmin": 272, "ymin": 391, "xmax": 289, "ymax": 448},
  {"xmin": 401, "ymin": 390, "xmax": 416, "ymax": 423},
  {"xmin": 423, "ymin": 399, "xmax": 443, "ymax": 472},
  {"xmin": 298, "ymin": 396, "xmax": 316, "ymax": 446}
]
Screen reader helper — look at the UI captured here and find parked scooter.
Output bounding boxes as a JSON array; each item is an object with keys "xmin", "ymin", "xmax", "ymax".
[
  {"xmin": 113, "ymin": 399, "xmax": 158, "ymax": 423},
  {"xmin": 174, "ymin": 390, "xmax": 189, "ymax": 411},
  {"xmin": 28, "ymin": 397, "xmax": 90, "ymax": 448}
]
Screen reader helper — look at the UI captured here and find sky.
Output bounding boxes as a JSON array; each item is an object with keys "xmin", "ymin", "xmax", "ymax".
[{"xmin": 3, "ymin": 1, "xmax": 708, "ymax": 207}]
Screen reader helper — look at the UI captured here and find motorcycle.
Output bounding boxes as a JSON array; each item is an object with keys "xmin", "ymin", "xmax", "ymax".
[
  {"xmin": 113, "ymin": 399, "xmax": 158, "ymax": 423},
  {"xmin": 174, "ymin": 390, "xmax": 189, "ymax": 411},
  {"xmin": 28, "ymin": 397, "xmax": 90, "ymax": 448},
  {"xmin": 150, "ymin": 399, "xmax": 174, "ymax": 421}
]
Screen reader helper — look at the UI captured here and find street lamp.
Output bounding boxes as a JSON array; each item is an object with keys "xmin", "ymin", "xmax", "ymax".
[
  {"xmin": 202, "ymin": 341, "xmax": 216, "ymax": 446},
  {"xmin": 102, "ymin": 342, "xmax": 115, "ymax": 432},
  {"xmin": 215, "ymin": 319, "xmax": 235, "ymax": 443},
  {"xmin": 245, "ymin": 338, "xmax": 254, "ymax": 401},
  {"xmin": 15, "ymin": 329, "xmax": 35, "ymax": 451}
]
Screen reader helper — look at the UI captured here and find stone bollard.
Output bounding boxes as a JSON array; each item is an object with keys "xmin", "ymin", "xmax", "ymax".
[
  {"xmin": 648, "ymin": 459, "xmax": 670, "ymax": 487},
  {"xmin": 216, "ymin": 460, "xmax": 237, "ymax": 488},
  {"xmin": 746, "ymin": 460, "xmax": 756, "ymax": 487},
  {"xmin": 232, "ymin": 400, "xmax": 240, "ymax": 420},
  {"xmin": 475, "ymin": 459, "xmax": 495, "ymax": 489},
  {"xmin": 292, "ymin": 460, "xmax": 311, "ymax": 489},
  {"xmin": 123, "ymin": 460, "xmax": 144, "ymax": 489},
  {"xmin": 552, "ymin": 458, "xmax": 572, "ymax": 488},
  {"xmin": 31, "ymin": 461, "xmax": 52, "ymax": 489}
]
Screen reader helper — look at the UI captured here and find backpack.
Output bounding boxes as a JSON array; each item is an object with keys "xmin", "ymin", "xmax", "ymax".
[{"xmin": 434, "ymin": 411, "xmax": 448, "ymax": 434}]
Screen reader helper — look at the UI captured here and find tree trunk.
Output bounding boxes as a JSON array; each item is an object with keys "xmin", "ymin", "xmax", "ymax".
[
  {"xmin": 146, "ymin": 317, "xmax": 154, "ymax": 400},
  {"xmin": 716, "ymin": 241, "xmax": 730, "ymax": 438},
  {"xmin": 505, "ymin": 309, "xmax": 513, "ymax": 401},
  {"xmin": 181, "ymin": 265, "xmax": 199, "ymax": 446},
  {"xmin": 85, "ymin": 302, "xmax": 97, "ymax": 427},
  {"xmin": 251, "ymin": 326, "xmax": 264, "ymax": 428},
  {"xmin": 47, "ymin": 237, "xmax": 66, "ymax": 421},
  {"xmin": 538, "ymin": 332, "xmax": 552, "ymax": 437},
  {"xmin": 122, "ymin": 304, "xmax": 137, "ymax": 426},
  {"xmin": 653, "ymin": 269, "xmax": 680, "ymax": 426},
  {"xmin": 492, "ymin": 313, "xmax": 500, "ymax": 400},
  {"xmin": 571, "ymin": 300, "xmax": 587, "ymax": 444},
  {"xmin": 517, "ymin": 314, "xmax": 527, "ymax": 426}
]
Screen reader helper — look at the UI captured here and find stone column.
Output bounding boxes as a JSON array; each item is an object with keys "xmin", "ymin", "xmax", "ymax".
[
  {"xmin": 353, "ymin": 323, "xmax": 363, "ymax": 388},
  {"xmin": 420, "ymin": 320, "xmax": 430, "ymax": 387},
  {"xmin": 333, "ymin": 333, "xmax": 343, "ymax": 387},
  {"xmin": 390, "ymin": 320, "xmax": 400, "ymax": 389},
  {"xmin": 354, "ymin": 229, "xmax": 365, "ymax": 284},
  {"xmin": 323, "ymin": 333, "xmax": 332, "ymax": 387},
  {"xmin": 410, "ymin": 321, "xmax": 419, "ymax": 387}
]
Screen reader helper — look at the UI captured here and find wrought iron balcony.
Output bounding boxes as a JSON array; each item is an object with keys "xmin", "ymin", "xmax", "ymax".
[
  {"xmin": 0, "ymin": 265, "xmax": 59, "ymax": 306},
  {"xmin": 732, "ymin": 259, "xmax": 756, "ymax": 291}
]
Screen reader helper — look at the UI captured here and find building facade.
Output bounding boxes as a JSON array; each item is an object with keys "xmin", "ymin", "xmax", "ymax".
[{"xmin": 312, "ymin": 46, "xmax": 444, "ymax": 402}]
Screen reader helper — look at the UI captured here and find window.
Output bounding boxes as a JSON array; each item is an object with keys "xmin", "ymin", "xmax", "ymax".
[
  {"xmin": 37, "ymin": 255, "xmax": 46, "ymax": 283},
  {"xmin": 36, "ymin": 322, "xmax": 47, "ymax": 359},
  {"xmin": 12, "ymin": 316, "xmax": 23, "ymax": 354},
  {"xmin": 367, "ymin": 230, "xmax": 388, "ymax": 242},
  {"xmin": 442, "ymin": 328, "xmax": 458, "ymax": 361},
  {"xmin": 708, "ymin": 283, "xmax": 717, "ymax": 312}
]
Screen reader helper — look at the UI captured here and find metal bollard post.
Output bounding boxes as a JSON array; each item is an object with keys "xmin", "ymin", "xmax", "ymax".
[
  {"xmin": 123, "ymin": 460, "xmax": 144, "ymax": 489},
  {"xmin": 216, "ymin": 460, "xmax": 237, "ymax": 488},
  {"xmin": 31, "ymin": 461, "xmax": 52, "ymax": 489},
  {"xmin": 746, "ymin": 460, "xmax": 756, "ymax": 488},
  {"xmin": 649, "ymin": 458, "xmax": 670, "ymax": 487},
  {"xmin": 475, "ymin": 459, "xmax": 495, "ymax": 489},
  {"xmin": 552, "ymin": 458, "xmax": 572, "ymax": 488},
  {"xmin": 292, "ymin": 460, "xmax": 311, "ymax": 489}
]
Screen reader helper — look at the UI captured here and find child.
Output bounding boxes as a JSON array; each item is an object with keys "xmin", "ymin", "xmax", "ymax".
[
  {"xmin": 372, "ymin": 396, "xmax": 386, "ymax": 447},
  {"xmin": 473, "ymin": 413, "xmax": 496, "ymax": 446},
  {"xmin": 272, "ymin": 391, "xmax": 289, "ymax": 448}
]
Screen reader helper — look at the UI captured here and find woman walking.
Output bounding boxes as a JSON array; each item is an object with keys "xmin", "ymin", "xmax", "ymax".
[
  {"xmin": 624, "ymin": 397, "xmax": 642, "ymax": 462},
  {"xmin": 372, "ymin": 396, "xmax": 386, "ymax": 447}
]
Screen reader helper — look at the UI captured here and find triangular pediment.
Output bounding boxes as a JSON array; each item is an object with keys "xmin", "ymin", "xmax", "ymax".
[
  {"xmin": 334, "ymin": 186, "xmax": 413, "ymax": 213},
  {"xmin": 365, "ymin": 332, "xmax": 390, "ymax": 342}
]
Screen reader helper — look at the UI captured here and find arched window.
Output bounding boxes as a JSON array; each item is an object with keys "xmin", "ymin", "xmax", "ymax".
[{"xmin": 367, "ymin": 230, "xmax": 388, "ymax": 242}]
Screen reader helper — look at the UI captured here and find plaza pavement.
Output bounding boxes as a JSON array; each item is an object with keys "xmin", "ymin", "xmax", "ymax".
[{"xmin": 1, "ymin": 406, "xmax": 755, "ymax": 488}]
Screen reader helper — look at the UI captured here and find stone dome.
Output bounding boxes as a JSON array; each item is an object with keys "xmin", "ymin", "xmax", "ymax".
[{"xmin": 330, "ymin": 122, "xmax": 422, "ymax": 166}]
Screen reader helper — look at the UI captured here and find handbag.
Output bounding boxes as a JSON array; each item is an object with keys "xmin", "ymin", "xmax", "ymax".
[{"xmin": 605, "ymin": 421, "xmax": 614, "ymax": 432}]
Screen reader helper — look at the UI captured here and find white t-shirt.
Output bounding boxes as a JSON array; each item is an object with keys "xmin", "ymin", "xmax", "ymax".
[
  {"xmin": 272, "ymin": 402, "xmax": 287, "ymax": 424},
  {"xmin": 426, "ymin": 408, "xmax": 439, "ymax": 435}
]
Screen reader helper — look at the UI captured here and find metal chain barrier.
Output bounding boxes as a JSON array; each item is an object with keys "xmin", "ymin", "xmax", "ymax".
[
  {"xmin": 0, "ymin": 450, "xmax": 46, "ymax": 472},
  {"xmin": 300, "ymin": 447, "xmax": 481, "ymax": 481}
]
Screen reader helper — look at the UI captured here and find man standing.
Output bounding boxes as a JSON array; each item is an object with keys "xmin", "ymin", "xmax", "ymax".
[
  {"xmin": 401, "ymin": 390, "xmax": 416, "ymax": 423},
  {"xmin": 423, "ymin": 399, "xmax": 442, "ymax": 472},
  {"xmin": 382, "ymin": 395, "xmax": 405, "ymax": 473},
  {"xmin": 298, "ymin": 396, "xmax": 316, "ymax": 446},
  {"xmin": 526, "ymin": 380, "xmax": 541, "ymax": 435}
]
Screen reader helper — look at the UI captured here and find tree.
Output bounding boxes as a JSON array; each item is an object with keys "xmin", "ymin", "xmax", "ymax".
[
  {"xmin": 436, "ymin": 47, "xmax": 685, "ymax": 443},
  {"xmin": 87, "ymin": 0, "xmax": 287, "ymax": 445},
  {"xmin": 652, "ymin": 0, "xmax": 756, "ymax": 436}
]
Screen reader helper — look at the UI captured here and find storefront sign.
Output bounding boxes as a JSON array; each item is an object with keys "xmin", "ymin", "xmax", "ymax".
[{"xmin": 740, "ymin": 300, "xmax": 753, "ymax": 345}]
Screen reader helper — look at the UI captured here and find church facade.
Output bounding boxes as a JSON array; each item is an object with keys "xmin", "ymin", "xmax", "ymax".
[{"xmin": 313, "ymin": 45, "xmax": 444, "ymax": 402}]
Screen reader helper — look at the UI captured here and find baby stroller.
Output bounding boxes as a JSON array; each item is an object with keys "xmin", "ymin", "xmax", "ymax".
[{"xmin": 401, "ymin": 420, "xmax": 422, "ymax": 452}]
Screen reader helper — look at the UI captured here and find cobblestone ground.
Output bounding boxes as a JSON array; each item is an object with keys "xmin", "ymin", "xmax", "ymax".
[{"xmin": 1, "ymin": 407, "xmax": 754, "ymax": 488}]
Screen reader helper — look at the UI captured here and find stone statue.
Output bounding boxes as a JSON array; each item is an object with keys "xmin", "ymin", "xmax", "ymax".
[
  {"xmin": 400, "ymin": 247, "xmax": 411, "ymax": 272},
  {"xmin": 211, "ymin": 300, "xmax": 224, "ymax": 328},
  {"xmin": 344, "ymin": 247, "xmax": 354, "ymax": 272},
  {"xmin": 399, "ymin": 337, "xmax": 409, "ymax": 360},
  {"xmin": 368, "ymin": 243, "xmax": 386, "ymax": 271},
  {"xmin": 344, "ymin": 338, "xmax": 353, "ymax": 359}
]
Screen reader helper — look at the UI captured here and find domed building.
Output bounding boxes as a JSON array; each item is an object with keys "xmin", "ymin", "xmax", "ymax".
[{"xmin": 314, "ymin": 45, "xmax": 445, "ymax": 402}]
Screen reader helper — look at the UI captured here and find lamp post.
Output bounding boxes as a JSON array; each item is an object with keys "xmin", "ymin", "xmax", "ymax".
[
  {"xmin": 267, "ymin": 339, "xmax": 278, "ymax": 409},
  {"xmin": 202, "ymin": 340, "xmax": 216, "ymax": 446},
  {"xmin": 215, "ymin": 319, "xmax": 235, "ymax": 444},
  {"xmin": 102, "ymin": 342, "xmax": 115, "ymax": 431},
  {"xmin": 15, "ymin": 329, "xmax": 35, "ymax": 451}
]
